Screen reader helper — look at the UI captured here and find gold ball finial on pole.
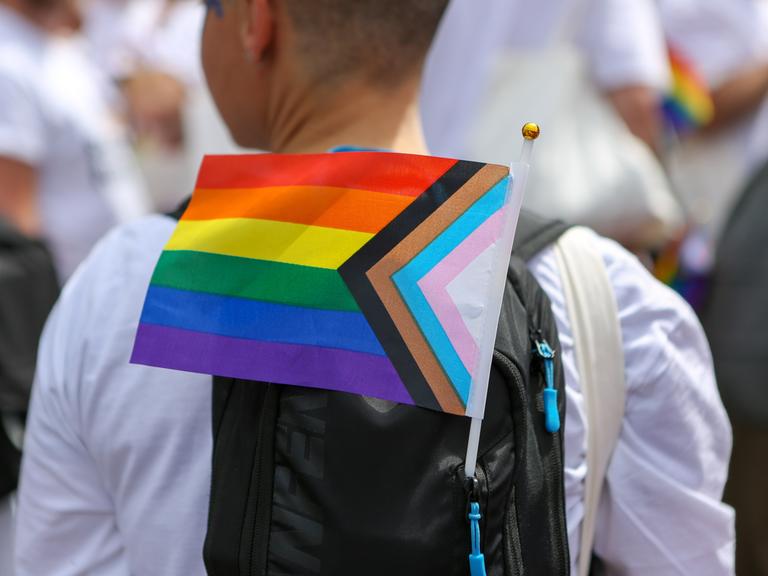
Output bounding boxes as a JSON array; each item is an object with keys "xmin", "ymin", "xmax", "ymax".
[{"xmin": 522, "ymin": 122, "xmax": 541, "ymax": 141}]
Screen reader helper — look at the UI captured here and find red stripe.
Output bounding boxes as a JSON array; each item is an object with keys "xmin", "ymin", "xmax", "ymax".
[{"xmin": 194, "ymin": 152, "xmax": 457, "ymax": 197}]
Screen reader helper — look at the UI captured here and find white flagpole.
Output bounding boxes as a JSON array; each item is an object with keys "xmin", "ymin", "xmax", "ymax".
[{"xmin": 464, "ymin": 123, "xmax": 540, "ymax": 479}]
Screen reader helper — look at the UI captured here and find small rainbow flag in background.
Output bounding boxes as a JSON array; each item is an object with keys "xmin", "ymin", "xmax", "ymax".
[
  {"xmin": 662, "ymin": 45, "xmax": 715, "ymax": 133},
  {"xmin": 131, "ymin": 152, "xmax": 518, "ymax": 418}
]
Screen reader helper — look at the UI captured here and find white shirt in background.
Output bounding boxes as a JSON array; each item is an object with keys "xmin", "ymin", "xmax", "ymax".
[
  {"xmin": 421, "ymin": 0, "xmax": 670, "ymax": 157},
  {"xmin": 84, "ymin": 0, "xmax": 243, "ymax": 211},
  {"xmin": 16, "ymin": 215, "xmax": 734, "ymax": 575},
  {"xmin": 84, "ymin": 0, "xmax": 205, "ymax": 86},
  {"xmin": 0, "ymin": 6, "xmax": 149, "ymax": 280}
]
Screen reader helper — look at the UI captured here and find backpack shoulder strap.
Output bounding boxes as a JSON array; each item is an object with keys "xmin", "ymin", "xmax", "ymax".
[
  {"xmin": 553, "ymin": 227, "xmax": 626, "ymax": 576},
  {"xmin": 513, "ymin": 210, "xmax": 572, "ymax": 261},
  {"xmin": 166, "ymin": 197, "xmax": 191, "ymax": 221}
]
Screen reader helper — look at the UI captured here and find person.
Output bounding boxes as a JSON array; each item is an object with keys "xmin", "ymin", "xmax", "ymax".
[
  {"xmin": 0, "ymin": 0, "xmax": 150, "ymax": 281},
  {"xmin": 84, "ymin": 0, "xmax": 244, "ymax": 210},
  {"xmin": 421, "ymin": 0, "xmax": 671, "ymax": 158},
  {"xmin": 16, "ymin": 0, "xmax": 734, "ymax": 574},
  {"xmin": 421, "ymin": 0, "xmax": 682, "ymax": 250},
  {"xmin": 660, "ymin": 0, "xmax": 768, "ymax": 246},
  {"xmin": 703, "ymin": 156, "xmax": 768, "ymax": 576}
]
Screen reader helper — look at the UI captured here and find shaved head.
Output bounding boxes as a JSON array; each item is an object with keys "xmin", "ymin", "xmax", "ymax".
[
  {"xmin": 202, "ymin": 0, "xmax": 449, "ymax": 149},
  {"xmin": 283, "ymin": 0, "xmax": 450, "ymax": 86}
]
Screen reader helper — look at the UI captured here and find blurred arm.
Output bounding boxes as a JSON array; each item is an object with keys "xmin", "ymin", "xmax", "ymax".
[
  {"xmin": 0, "ymin": 157, "xmax": 40, "ymax": 236},
  {"xmin": 579, "ymin": 0, "xmax": 670, "ymax": 151},
  {"xmin": 707, "ymin": 63, "xmax": 768, "ymax": 132},
  {"xmin": 0, "ymin": 74, "xmax": 45, "ymax": 235},
  {"xmin": 605, "ymin": 85, "xmax": 664, "ymax": 152}
]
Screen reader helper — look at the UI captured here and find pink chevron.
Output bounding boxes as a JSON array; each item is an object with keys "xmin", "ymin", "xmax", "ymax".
[{"xmin": 417, "ymin": 208, "xmax": 505, "ymax": 373}]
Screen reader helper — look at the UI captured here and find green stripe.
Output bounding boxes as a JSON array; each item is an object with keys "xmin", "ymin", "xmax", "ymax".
[{"xmin": 150, "ymin": 250, "xmax": 360, "ymax": 312}]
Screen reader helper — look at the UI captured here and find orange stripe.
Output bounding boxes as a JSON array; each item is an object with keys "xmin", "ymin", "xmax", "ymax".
[{"xmin": 183, "ymin": 186, "xmax": 416, "ymax": 234}]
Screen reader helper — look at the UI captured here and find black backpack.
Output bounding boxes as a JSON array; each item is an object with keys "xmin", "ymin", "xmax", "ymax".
[
  {"xmin": 0, "ymin": 219, "xmax": 59, "ymax": 498},
  {"xmin": 703, "ymin": 159, "xmax": 768, "ymax": 426},
  {"xmin": 171, "ymin": 203, "xmax": 573, "ymax": 576}
]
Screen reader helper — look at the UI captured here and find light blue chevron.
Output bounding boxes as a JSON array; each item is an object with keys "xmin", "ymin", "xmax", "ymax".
[{"xmin": 391, "ymin": 177, "xmax": 509, "ymax": 404}]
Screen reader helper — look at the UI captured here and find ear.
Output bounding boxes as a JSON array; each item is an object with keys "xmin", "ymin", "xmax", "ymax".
[{"xmin": 242, "ymin": 0, "xmax": 275, "ymax": 63}]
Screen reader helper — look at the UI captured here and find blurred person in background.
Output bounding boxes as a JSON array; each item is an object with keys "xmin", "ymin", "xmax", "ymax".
[
  {"xmin": 0, "ymin": 0, "xmax": 149, "ymax": 573},
  {"xmin": 422, "ymin": 0, "xmax": 682, "ymax": 250},
  {"xmin": 423, "ymin": 0, "xmax": 670, "ymax": 156},
  {"xmin": 659, "ymin": 1, "xmax": 768, "ymax": 573},
  {"xmin": 0, "ymin": 0, "xmax": 149, "ymax": 281},
  {"xmin": 83, "ymin": 0, "xmax": 203, "ymax": 150},
  {"xmin": 83, "ymin": 0, "xmax": 242, "ymax": 210},
  {"xmin": 661, "ymin": 0, "xmax": 768, "ymax": 249}
]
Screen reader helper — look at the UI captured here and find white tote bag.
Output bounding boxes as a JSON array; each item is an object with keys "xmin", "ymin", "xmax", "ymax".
[{"xmin": 467, "ymin": 35, "xmax": 683, "ymax": 248}]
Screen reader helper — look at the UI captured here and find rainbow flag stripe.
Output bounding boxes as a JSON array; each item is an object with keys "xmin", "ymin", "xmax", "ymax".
[
  {"xmin": 131, "ymin": 152, "xmax": 513, "ymax": 417},
  {"xmin": 663, "ymin": 45, "xmax": 714, "ymax": 133}
]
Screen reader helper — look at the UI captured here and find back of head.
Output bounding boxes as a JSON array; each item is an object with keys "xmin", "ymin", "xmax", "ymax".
[
  {"xmin": 284, "ymin": 0, "xmax": 450, "ymax": 86},
  {"xmin": 202, "ymin": 0, "xmax": 450, "ymax": 150}
]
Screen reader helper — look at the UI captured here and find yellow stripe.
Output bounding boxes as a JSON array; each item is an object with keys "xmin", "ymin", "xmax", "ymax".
[{"xmin": 166, "ymin": 218, "xmax": 373, "ymax": 269}]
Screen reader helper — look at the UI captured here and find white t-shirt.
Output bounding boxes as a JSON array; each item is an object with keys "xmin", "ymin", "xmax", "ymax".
[
  {"xmin": 16, "ymin": 214, "xmax": 734, "ymax": 575},
  {"xmin": 0, "ymin": 7, "xmax": 149, "ymax": 280},
  {"xmin": 421, "ymin": 0, "xmax": 670, "ymax": 157}
]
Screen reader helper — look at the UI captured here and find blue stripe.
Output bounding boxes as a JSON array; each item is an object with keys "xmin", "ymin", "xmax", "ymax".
[
  {"xmin": 392, "ymin": 178, "xmax": 509, "ymax": 403},
  {"xmin": 140, "ymin": 285, "xmax": 385, "ymax": 356}
]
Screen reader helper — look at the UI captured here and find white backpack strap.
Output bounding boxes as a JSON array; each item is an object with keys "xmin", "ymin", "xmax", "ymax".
[{"xmin": 553, "ymin": 228, "xmax": 626, "ymax": 576}]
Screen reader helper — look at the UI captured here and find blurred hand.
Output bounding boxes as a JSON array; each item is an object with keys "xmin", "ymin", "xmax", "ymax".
[
  {"xmin": 707, "ymin": 62, "xmax": 768, "ymax": 132},
  {"xmin": 605, "ymin": 85, "xmax": 663, "ymax": 154},
  {"xmin": 122, "ymin": 69, "xmax": 187, "ymax": 151}
]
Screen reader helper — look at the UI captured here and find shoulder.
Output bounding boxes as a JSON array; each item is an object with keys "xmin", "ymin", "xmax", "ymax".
[
  {"xmin": 63, "ymin": 214, "xmax": 175, "ymax": 295},
  {"xmin": 590, "ymin": 233, "xmax": 716, "ymax": 398},
  {"xmin": 529, "ymin": 228, "xmax": 712, "ymax": 392},
  {"xmin": 21, "ymin": 214, "xmax": 213, "ymax": 576},
  {"xmin": 39, "ymin": 215, "xmax": 176, "ymax": 387},
  {"xmin": 58, "ymin": 213, "xmax": 175, "ymax": 316}
]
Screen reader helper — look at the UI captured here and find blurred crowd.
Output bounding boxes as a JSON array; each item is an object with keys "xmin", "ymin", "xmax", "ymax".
[{"xmin": 1, "ymin": 0, "xmax": 767, "ymax": 574}]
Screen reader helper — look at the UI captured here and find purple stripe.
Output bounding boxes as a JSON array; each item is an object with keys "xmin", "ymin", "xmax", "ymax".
[{"xmin": 131, "ymin": 323, "xmax": 414, "ymax": 406}]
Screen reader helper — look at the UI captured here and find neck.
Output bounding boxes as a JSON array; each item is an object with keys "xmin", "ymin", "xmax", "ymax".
[{"xmin": 267, "ymin": 76, "xmax": 429, "ymax": 156}]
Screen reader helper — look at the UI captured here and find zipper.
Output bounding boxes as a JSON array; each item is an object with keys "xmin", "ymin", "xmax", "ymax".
[
  {"xmin": 462, "ymin": 465, "xmax": 489, "ymax": 576},
  {"xmin": 549, "ymin": 415, "xmax": 570, "ymax": 575},
  {"xmin": 531, "ymin": 333, "xmax": 561, "ymax": 434},
  {"xmin": 462, "ymin": 466, "xmax": 487, "ymax": 519},
  {"xmin": 532, "ymin": 328, "xmax": 569, "ymax": 572},
  {"xmin": 492, "ymin": 351, "xmax": 525, "ymax": 576},
  {"xmin": 246, "ymin": 384, "xmax": 280, "ymax": 576},
  {"xmin": 503, "ymin": 487, "xmax": 523, "ymax": 576},
  {"xmin": 493, "ymin": 347, "xmax": 569, "ymax": 575}
]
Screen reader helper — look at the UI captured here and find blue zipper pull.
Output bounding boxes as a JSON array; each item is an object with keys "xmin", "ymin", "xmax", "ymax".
[
  {"xmin": 468, "ymin": 501, "xmax": 487, "ymax": 576},
  {"xmin": 534, "ymin": 337, "xmax": 561, "ymax": 434}
]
